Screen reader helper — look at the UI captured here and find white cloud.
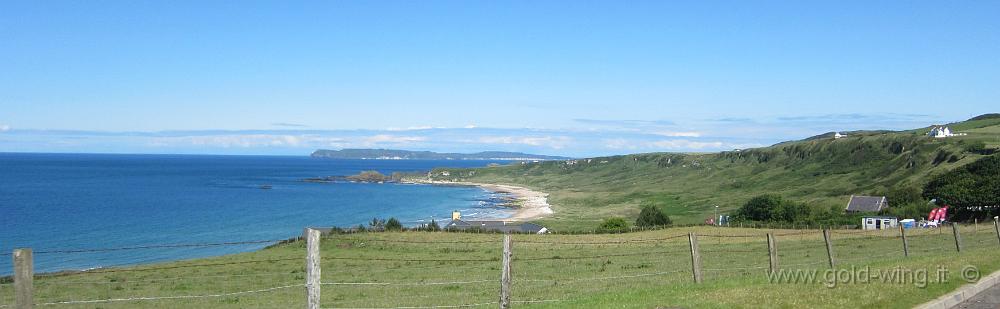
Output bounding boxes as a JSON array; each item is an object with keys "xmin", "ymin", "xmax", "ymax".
[
  {"xmin": 149, "ymin": 134, "xmax": 346, "ymax": 148},
  {"xmin": 652, "ymin": 131, "xmax": 702, "ymax": 137},
  {"xmin": 477, "ymin": 136, "xmax": 572, "ymax": 149},
  {"xmin": 602, "ymin": 138, "xmax": 638, "ymax": 150},
  {"xmin": 187, "ymin": 135, "xmax": 303, "ymax": 148},
  {"xmin": 271, "ymin": 122, "xmax": 309, "ymax": 128},
  {"xmin": 363, "ymin": 134, "xmax": 427, "ymax": 144},
  {"xmin": 648, "ymin": 139, "xmax": 725, "ymax": 150},
  {"xmin": 0, "ymin": 124, "xmax": 9, "ymax": 132},
  {"xmin": 464, "ymin": 124, "xmax": 477, "ymax": 129},
  {"xmin": 385, "ymin": 126, "xmax": 439, "ymax": 131}
]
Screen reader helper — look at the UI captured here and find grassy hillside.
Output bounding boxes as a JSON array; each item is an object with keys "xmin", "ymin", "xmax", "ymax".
[
  {"xmin": 6, "ymin": 227, "xmax": 1000, "ymax": 308},
  {"xmin": 428, "ymin": 115, "xmax": 1000, "ymax": 230}
]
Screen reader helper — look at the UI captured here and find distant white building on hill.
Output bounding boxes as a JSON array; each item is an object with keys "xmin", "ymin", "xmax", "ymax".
[
  {"xmin": 834, "ymin": 132, "xmax": 846, "ymax": 139},
  {"xmin": 927, "ymin": 126, "xmax": 966, "ymax": 138}
]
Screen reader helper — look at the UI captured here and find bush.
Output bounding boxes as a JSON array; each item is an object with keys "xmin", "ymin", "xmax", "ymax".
[
  {"xmin": 735, "ymin": 194, "xmax": 784, "ymax": 221},
  {"xmin": 883, "ymin": 186, "xmax": 924, "ymax": 206},
  {"xmin": 599, "ymin": 217, "xmax": 629, "ymax": 233},
  {"xmin": 385, "ymin": 217, "xmax": 403, "ymax": 231},
  {"xmin": 635, "ymin": 206, "xmax": 672, "ymax": 227},
  {"xmin": 964, "ymin": 141, "xmax": 994, "ymax": 155},
  {"xmin": 735, "ymin": 194, "xmax": 814, "ymax": 224}
]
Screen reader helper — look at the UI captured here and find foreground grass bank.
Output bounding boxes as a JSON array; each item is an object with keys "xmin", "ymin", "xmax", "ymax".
[{"xmin": 3, "ymin": 225, "xmax": 1000, "ymax": 308}]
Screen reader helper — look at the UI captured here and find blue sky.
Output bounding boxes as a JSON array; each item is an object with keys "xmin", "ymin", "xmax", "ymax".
[{"xmin": 1, "ymin": 1, "xmax": 997, "ymax": 157}]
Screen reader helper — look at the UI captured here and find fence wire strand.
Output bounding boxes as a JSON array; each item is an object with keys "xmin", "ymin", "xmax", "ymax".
[
  {"xmin": 322, "ymin": 301, "xmax": 498, "ymax": 309},
  {"xmin": 34, "ymin": 283, "xmax": 303, "ymax": 306},
  {"xmin": 320, "ymin": 279, "xmax": 493, "ymax": 286},
  {"xmin": 32, "ymin": 239, "xmax": 287, "ymax": 255}
]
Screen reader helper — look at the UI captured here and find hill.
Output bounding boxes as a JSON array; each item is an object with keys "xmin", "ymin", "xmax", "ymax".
[
  {"xmin": 424, "ymin": 114, "xmax": 1000, "ymax": 230},
  {"xmin": 310, "ymin": 148, "xmax": 570, "ymax": 160}
]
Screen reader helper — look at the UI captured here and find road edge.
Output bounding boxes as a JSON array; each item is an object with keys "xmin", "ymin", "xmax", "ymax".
[{"xmin": 915, "ymin": 269, "xmax": 1000, "ymax": 309}]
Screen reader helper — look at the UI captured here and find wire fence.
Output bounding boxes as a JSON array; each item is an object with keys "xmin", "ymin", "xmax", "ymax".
[
  {"xmin": 2, "ymin": 238, "xmax": 305, "ymax": 308},
  {"xmin": 3, "ymin": 222, "xmax": 1000, "ymax": 308}
]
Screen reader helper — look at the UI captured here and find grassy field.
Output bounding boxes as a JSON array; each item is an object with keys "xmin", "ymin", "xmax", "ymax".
[
  {"xmin": 423, "ymin": 116, "xmax": 1000, "ymax": 231},
  {"xmin": 4, "ymin": 225, "xmax": 1000, "ymax": 308}
]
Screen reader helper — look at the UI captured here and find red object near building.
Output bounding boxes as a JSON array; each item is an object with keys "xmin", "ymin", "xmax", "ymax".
[{"xmin": 936, "ymin": 206, "xmax": 949, "ymax": 221}]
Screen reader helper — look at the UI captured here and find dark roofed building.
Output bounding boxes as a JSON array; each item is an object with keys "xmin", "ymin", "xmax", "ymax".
[
  {"xmin": 845, "ymin": 195, "xmax": 889, "ymax": 213},
  {"xmin": 445, "ymin": 220, "xmax": 548, "ymax": 234}
]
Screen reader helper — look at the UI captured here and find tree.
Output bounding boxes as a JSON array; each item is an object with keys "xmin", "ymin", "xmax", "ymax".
[
  {"xmin": 369, "ymin": 217, "xmax": 386, "ymax": 231},
  {"xmin": 635, "ymin": 206, "xmax": 672, "ymax": 227},
  {"xmin": 599, "ymin": 217, "xmax": 629, "ymax": 233},
  {"xmin": 735, "ymin": 194, "xmax": 814, "ymax": 223},
  {"xmin": 427, "ymin": 219, "xmax": 441, "ymax": 231},
  {"xmin": 385, "ymin": 217, "xmax": 403, "ymax": 231},
  {"xmin": 923, "ymin": 155, "xmax": 1000, "ymax": 220},
  {"xmin": 736, "ymin": 194, "xmax": 784, "ymax": 221}
]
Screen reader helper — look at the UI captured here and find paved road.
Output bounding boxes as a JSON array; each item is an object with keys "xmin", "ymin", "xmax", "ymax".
[{"xmin": 955, "ymin": 283, "xmax": 1000, "ymax": 309}]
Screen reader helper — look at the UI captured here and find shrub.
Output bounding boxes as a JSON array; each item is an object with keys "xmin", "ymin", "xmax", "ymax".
[
  {"xmin": 735, "ymin": 194, "xmax": 812, "ymax": 223},
  {"xmin": 385, "ymin": 217, "xmax": 403, "ymax": 231},
  {"xmin": 883, "ymin": 186, "xmax": 924, "ymax": 206},
  {"xmin": 599, "ymin": 217, "xmax": 629, "ymax": 233},
  {"xmin": 735, "ymin": 194, "xmax": 784, "ymax": 221},
  {"xmin": 964, "ymin": 141, "xmax": 995, "ymax": 155},
  {"xmin": 635, "ymin": 206, "xmax": 672, "ymax": 227}
]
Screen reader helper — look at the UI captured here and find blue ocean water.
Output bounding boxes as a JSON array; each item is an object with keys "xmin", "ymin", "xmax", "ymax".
[{"xmin": 0, "ymin": 153, "xmax": 513, "ymax": 275}]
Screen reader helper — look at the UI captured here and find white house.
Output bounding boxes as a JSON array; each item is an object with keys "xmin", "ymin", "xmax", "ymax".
[
  {"xmin": 834, "ymin": 132, "xmax": 846, "ymax": 139},
  {"xmin": 927, "ymin": 126, "xmax": 965, "ymax": 138},
  {"xmin": 861, "ymin": 216, "xmax": 899, "ymax": 230}
]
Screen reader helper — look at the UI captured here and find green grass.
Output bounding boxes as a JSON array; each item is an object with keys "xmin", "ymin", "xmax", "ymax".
[
  {"xmin": 424, "ymin": 116, "xmax": 1000, "ymax": 231},
  {"xmin": 4, "ymin": 226, "xmax": 1000, "ymax": 308}
]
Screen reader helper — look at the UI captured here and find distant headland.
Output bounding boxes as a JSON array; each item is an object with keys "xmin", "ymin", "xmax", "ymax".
[{"xmin": 310, "ymin": 148, "xmax": 571, "ymax": 160}]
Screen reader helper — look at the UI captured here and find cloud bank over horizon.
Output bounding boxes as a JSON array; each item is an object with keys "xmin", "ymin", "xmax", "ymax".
[{"xmin": 0, "ymin": 113, "xmax": 953, "ymax": 157}]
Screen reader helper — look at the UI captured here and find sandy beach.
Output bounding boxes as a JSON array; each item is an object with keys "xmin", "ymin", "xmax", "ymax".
[{"xmin": 406, "ymin": 180, "xmax": 553, "ymax": 221}]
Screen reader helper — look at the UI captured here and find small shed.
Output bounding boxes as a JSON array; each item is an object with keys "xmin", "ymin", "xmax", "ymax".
[
  {"xmin": 861, "ymin": 216, "xmax": 898, "ymax": 230},
  {"xmin": 845, "ymin": 195, "xmax": 889, "ymax": 213}
]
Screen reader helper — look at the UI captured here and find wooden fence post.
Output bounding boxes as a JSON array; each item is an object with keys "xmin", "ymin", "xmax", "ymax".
[
  {"xmin": 14, "ymin": 248, "xmax": 33, "ymax": 309},
  {"xmin": 500, "ymin": 234, "xmax": 512, "ymax": 309},
  {"xmin": 995, "ymin": 217, "xmax": 1000, "ymax": 247},
  {"xmin": 899, "ymin": 225, "xmax": 909, "ymax": 257},
  {"xmin": 305, "ymin": 228, "xmax": 321, "ymax": 309},
  {"xmin": 822, "ymin": 229, "xmax": 835, "ymax": 268},
  {"xmin": 952, "ymin": 223, "xmax": 963, "ymax": 253},
  {"xmin": 688, "ymin": 233, "xmax": 702, "ymax": 283},
  {"xmin": 767, "ymin": 233, "xmax": 778, "ymax": 273}
]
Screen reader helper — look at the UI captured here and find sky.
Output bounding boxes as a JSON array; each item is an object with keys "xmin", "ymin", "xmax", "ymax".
[{"xmin": 1, "ymin": 1, "xmax": 998, "ymax": 157}]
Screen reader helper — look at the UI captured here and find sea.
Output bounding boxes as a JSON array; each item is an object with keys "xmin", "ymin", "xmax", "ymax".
[{"xmin": 0, "ymin": 153, "xmax": 515, "ymax": 275}]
